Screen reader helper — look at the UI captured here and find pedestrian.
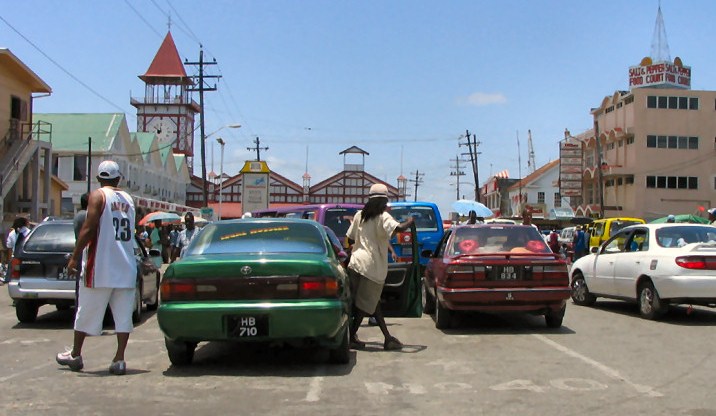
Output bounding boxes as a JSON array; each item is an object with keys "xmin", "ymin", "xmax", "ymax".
[
  {"xmin": 4, "ymin": 217, "xmax": 31, "ymax": 284},
  {"xmin": 173, "ymin": 212, "xmax": 200, "ymax": 259},
  {"xmin": 346, "ymin": 183, "xmax": 414, "ymax": 351},
  {"xmin": 548, "ymin": 229, "xmax": 560, "ymax": 253},
  {"xmin": 666, "ymin": 214, "xmax": 676, "ymax": 223},
  {"xmin": 466, "ymin": 210, "xmax": 478, "ymax": 224},
  {"xmin": 149, "ymin": 219, "xmax": 162, "ymax": 252},
  {"xmin": 72, "ymin": 192, "xmax": 89, "ymax": 305},
  {"xmin": 56, "ymin": 160, "xmax": 136, "ymax": 375},
  {"xmin": 708, "ymin": 208, "xmax": 716, "ymax": 226},
  {"xmin": 168, "ymin": 224, "xmax": 179, "ymax": 263},
  {"xmin": 160, "ymin": 224, "xmax": 171, "ymax": 263},
  {"xmin": 573, "ymin": 226, "xmax": 588, "ymax": 261},
  {"xmin": 521, "ymin": 210, "xmax": 539, "ymax": 230}
]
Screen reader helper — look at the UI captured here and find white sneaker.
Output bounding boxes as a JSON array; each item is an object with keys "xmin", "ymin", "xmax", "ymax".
[
  {"xmin": 56, "ymin": 350, "xmax": 83, "ymax": 371},
  {"xmin": 109, "ymin": 360, "xmax": 126, "ymax": 375}
]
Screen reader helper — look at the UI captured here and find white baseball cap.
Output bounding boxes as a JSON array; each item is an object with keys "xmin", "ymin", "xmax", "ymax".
[
  {"xmin": 368, "ymin": 183, "xmax": 388, "ymax": 199},
  {"xmin": 708, "ymin": 208, "xmax": 716, "ymax": 215},
  {"xmin": 97, "ymin": 160, "xmax": 121, "ymax": 180}
]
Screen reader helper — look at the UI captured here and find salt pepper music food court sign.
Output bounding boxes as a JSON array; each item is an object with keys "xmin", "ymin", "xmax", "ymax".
[{"xmin": 629, "ymin": 57, "xmax": 691, "ymax": 90}]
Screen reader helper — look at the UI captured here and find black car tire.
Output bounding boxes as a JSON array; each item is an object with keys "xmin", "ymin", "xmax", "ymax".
[
  {"xmin": 145, "ymin": 273, "xmax": 160, "ymax": 312},
  {"xmin": 421, "ymin": 279, "xmax": 435, "ymax": 315},
  {"xmin": 545, "ymin": 305, "xmax": 566, "ymax": 328},
  {"xmin": 638, "ymin": 281, "xmax": 668, "ymax": 320},
  {"xmin": 132, "ymin": 282, "xmax": 142, "ymax": 323},
  {"xmin": 16, "ymin": 300, "xmax": 39, "ymax": 323},
  {"xmin": 571, "ymin": 272, "xmax": 597, "ymax": 306},
  {"xmin": 328, "ymin": 325, "xmax": 350, "ymax": 364},
  {"xmin": 434, "ymin": 295, "xmax": 451, "ymax": 329},
  {"xmin": 165, "ymin": 338, "xmax": 196, "ymax": 366}
]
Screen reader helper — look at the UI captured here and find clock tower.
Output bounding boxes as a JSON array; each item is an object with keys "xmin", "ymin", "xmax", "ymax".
[{"xmin": 132, "ymin": 31, "xmax": 200, "ymax": 168}]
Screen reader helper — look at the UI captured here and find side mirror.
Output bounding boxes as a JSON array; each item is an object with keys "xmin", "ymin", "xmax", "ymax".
[
  {"xmin": 421, "ymin": 249, "xmax": 433, "ymax": 258},
  {"xmin": 148, "ymin": 248, "xmax": 162, "ymax": 258},
  {"xmin": 590, "ymin": 246, "xmax": 598, "ymax": 254}
]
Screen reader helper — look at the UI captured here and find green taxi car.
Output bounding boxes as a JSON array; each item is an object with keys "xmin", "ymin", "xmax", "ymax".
[{"xmin": 157, "ymin": 218, "xmax": 351, "ymax": 365}]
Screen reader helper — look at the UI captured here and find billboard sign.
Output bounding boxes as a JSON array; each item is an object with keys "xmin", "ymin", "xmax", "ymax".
[
  {"xmin": 559, "ymin": 137, "xmax": 583, "ymax": 199},
  {"xmin": 629, "ymin": 60, "xmax": 691, "ymax": 90}
]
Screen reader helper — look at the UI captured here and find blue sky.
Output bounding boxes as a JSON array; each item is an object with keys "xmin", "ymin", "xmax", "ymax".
[{"xmin": 2, "ymin": 1, "xmax": 714, "ymax": 216}]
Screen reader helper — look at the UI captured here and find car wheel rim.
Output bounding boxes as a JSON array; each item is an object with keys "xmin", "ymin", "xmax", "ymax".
[
  {"xmin": 640, "ymin": 288, "xmax": 653, "ymax": 314},
  {"xmin": 573, "ymin": 279, "xmax": 586, "ymax": 301}
]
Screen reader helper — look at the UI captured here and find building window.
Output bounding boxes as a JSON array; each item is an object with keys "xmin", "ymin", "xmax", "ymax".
[
  {"xmin": 73, "ymin": 155, "xmax": 87, "ymax": 181},
  {"xmin": 627, "ymin": 137, "xmax": 634, "ymax": 145},
  {"xmin": 690, "ymin": 97, "xmax": 699, "ymax": 110},
  {"xmin": 647, "ymin": 95, "xmax": 698, "ymax": 110},
  {"xmin": 646, "ymin": 135, "xmax": 699, "ymax": 149},
  {"xmin": 537, "ymin": 192, "xmax": 545, "ymax": 204},
  {"xmin": 553, "ymin": 193, "xmax": 561, "ymax": 207},
  {"xmin": 624, "ymin": 95, "xmax": 634, "ymax": 105},
  {"xmin": 646, "ymin": 175, "xmax": 698, "ymax": 189}
]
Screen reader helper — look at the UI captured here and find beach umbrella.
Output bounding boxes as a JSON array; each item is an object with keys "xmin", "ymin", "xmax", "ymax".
[
  {"xmin": 138, "ymin": 211, "xmax": 181, "ymax": 226},
  {"xmin": 650, "ymin": 214, "xmax": 709, "ymax": 224},
  {"xmin": 451, "ymin": 199, "xmax": 493, "ymax": 217}
]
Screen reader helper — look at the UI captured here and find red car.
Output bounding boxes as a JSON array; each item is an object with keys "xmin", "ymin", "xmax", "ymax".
[{"xmin": 422, "ymin": 224, "xmax": 571, "ymax": 329}]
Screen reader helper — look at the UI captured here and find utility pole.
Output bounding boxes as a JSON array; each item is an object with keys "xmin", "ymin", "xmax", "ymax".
[
  {"xmin": 409, "ymin": 170, "xmax": 424, "ymax": 202},
  {"xmin": 247, "ymin": 136, "xmax": 269, "ymax": 161},
  {"xmin": 594, "ymin": 120, "xmax": 605, "ymax": 218},
  {"xmin": 449, "ymin": 155, "xmax": 467, "ymax": 200},
  {"xmin": 185, "ymin": 46, "xmax": 220, "ymax": 208},
  {"xmin": 459, "ymin": 130, "xmax": 481, "ymax": 202}
]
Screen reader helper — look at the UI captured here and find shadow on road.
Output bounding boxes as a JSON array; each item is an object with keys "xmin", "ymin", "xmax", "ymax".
[{"xmin": 585, "ymin": 300, "xmax": 716, "ymax": 326}]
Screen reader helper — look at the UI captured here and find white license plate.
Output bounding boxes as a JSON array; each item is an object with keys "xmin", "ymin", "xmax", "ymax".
[
  {"xmin": 498, "ymin": 266, "xmax": 517, "ymax": 280},
  {"xmin": 57, "ymin": 267, "xmax": 72, "ymax": 280}
]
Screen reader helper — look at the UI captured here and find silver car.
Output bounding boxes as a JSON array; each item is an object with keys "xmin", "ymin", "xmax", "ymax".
[{"xmin": 7, "ymin": 220, "xmax": 162, "ymax": 323}]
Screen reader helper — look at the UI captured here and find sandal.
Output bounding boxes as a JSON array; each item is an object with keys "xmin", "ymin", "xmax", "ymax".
[
  {"xmin": 350, "ymin": 337, "xmax": 366, "ymax": 350},
  {"xmin": 383, "ymin": 336, "xmax": 403, "ymax": 351}
]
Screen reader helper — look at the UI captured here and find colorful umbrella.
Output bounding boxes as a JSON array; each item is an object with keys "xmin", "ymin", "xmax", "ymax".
[
  {"xmin": 138, "ymin": 211, "xmax": 181, "ymax": 226},
  {"xmin": 650, "ymin": 214, "xmax": 709, "ymax": 224},
  {"xmin": 451, "ymin": 199, "xmax": 493, "ymax": 217}
]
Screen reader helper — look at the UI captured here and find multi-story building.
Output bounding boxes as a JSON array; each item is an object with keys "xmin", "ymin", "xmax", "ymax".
[
  {"xmin": 570, "ymin": 7, "xmax": 714, "ymax": 221},
  {"xmin": 0, "ymin": 48, "xmax": 55, "ymax": 225}
]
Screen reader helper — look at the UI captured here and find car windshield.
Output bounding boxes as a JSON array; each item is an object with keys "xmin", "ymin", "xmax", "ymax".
[
  {"xmin": 610, "ymin": 220, "xmax": 642, "ymax": 236},
  {"xmin": 655, "ymin": 226, "xmax": 716, "ymax": 248},
  {"xmin": 390, "ymin": 206, "xmax": 438, "ymax": 232},
  {"xmin": 184, "ymin": 221, "xmax": 328, "ymax": 256},
  {"xmin": 22, "ymin": 223, "xmax": 75, "ymax": 252},
  {"xmin": 449, "ymin": 226, "xmax": 551, "ymax": 256},
  {"xmin": 324, "ymin": 207, "xmax": 357, "ymax": 238}
]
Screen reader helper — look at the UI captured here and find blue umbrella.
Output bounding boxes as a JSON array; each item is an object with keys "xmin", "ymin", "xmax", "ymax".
[{"xmin": 452, "ymin": 199, "xmax": 493, "ymax": 217}]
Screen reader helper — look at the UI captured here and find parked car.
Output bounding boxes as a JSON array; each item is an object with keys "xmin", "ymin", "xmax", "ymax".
[
  {"xmin": 570, "ymin": 223, "xmax": 716, "ymax": 319},
  {"xmin": 422, "ymin": 224, "xmax": 571, "ymax": 329},
  {"xmin": 558, "ymin": 226, "xmax": 576, "ymax": 259},
  {"xmin": 157, "ymin": 218, "xmax": 352, "ymax": 365},
  {"xmin": 388, "ymin": 201, "xmax": 444, "ymax": 271},
  {"xmin": 7, "ymin": 220, "xmax": 161, "ymax": 323},
  {"xmin": 586, "ymin": 217, "xmax": 645, "ymax": 249}
]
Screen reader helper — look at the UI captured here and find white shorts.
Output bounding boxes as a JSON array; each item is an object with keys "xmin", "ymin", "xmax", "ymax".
[{"xmin": 74, "ymin": 286, "xmax": 136, "ymax": 336}]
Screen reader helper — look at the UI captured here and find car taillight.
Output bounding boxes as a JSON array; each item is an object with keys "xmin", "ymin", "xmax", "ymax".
[
  {"xmin": 676, "ymin": 256, "xmax": 716, "ymax": 270},
  {"xmin": 9, "ymin": 258, "xmax": 21, "ymax": 280},
  {"xmin": 299, "ymin": 277, "xmax": 339, "ymax": 298},
  {"xmin": 160, "ymin": 279, "xmax": 197, "ymax": 301},
  {"xmin": 445, "ymin": 264, "xmax": 484, "ymax": 287},
  {"xmin": 531, "ymin": 265, "xmax": 569, "ymax": 280}
]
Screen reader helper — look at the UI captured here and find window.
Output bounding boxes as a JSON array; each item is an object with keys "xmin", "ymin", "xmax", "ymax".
[
  {"xmin": 627, "ymin": 137, "xmax": 634, "ymax": 145},
  {"xmin": 537, "ymin": 192, "xmax": 545, "ymax": 204},
  {"xmin": 668, "ymin": 96, "xmax": 678, "ymax": 109},
  {"xmin": 646, "ymin": 135, "xmax": 699, "ymax": 149},
  {"xmin": 658, "ymin": 96, "xmax": 667, "ymax": 108},
  {"xmin": 646, "ymin": 176, "xmax": 698, "ymax": 189},
  {"xmin": 647, "ymin": 95, "xmax": 698, "ymax": 110},
  {"xmin": 73, "ymin": 155, "xmax": 87, "ymax": 181},
  {"xmin": 647, "ymin": 96, "xmax": 657, "ymax": 108},
  {"xmin": 690, "ymin": 97, "xmax": 699, "ymax": 110},
  {"xmin": 554, "ymin": 193, "xmax": 561, "ymax": 208}
]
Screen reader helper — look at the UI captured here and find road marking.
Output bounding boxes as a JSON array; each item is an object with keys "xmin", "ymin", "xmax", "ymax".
[
  {"xmin": 305, "ymin": 376, "xmax": 323, "ymax": 402},
  {"xmin": 0, "ymin": 338, "xmax": 51, "ymax": 345},
  {"xmin": 532, "ymin": 334, "xmax": 663, "ymax": 397}
]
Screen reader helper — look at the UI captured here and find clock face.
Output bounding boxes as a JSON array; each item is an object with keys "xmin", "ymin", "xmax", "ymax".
[{"xmin": 146, "ymin": 117, "xmax": 177, "ymax": 145}]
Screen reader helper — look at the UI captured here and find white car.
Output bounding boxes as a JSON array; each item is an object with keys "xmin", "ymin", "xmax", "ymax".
[{"xmin": 569, "ymin": 223, "xmax": 716, "ymax": 319}]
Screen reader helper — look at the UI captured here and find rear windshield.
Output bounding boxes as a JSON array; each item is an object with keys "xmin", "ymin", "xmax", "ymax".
[
  {"xmin": 390, "ymin": 206, "xmax": 438, "ymax": 232},
  {"xmin": 655, "ymin": 226, "xmax": 716, "ymax": 248},
  {"xmin": 23, "ymin": 223, "xmax": 75, "ymax": 252},
  {"xmin": 184, "ymin": 221, "xmax": 328, "ymax": 256},
  {"xmin": 449, "ymin": 226, "xmax": 551, "ymax": 256},
  {"xmin": 323, "ymin": 208, "xmax": 358, "ymax": 238}
]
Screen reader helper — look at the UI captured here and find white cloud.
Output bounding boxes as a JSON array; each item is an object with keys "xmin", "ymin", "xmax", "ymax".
[{"xmin": 463, "ymin": 92, "xmax": 508, "ymax": 106}]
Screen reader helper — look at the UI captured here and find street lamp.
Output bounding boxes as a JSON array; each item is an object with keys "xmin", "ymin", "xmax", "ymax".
[
  {"xmin": 216, "ymin": 137, "xmax": 225, "ymax": 220},
  {"xmin": 201, "ymin": 124, "xmax": 241, "ymax": 209}
]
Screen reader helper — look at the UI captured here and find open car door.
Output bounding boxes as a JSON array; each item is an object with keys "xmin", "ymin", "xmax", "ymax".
[{"xmin": 382, "ymin": 223, "xmax": 422, "ymax": 317}]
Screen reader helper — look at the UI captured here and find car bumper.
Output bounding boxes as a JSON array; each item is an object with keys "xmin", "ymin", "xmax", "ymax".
[
  {"xmin": 437, "ymin": 286, "xmax": 571, "ymax": 312},
  {"xmin": 7, "ymin": 280, "xmax": 77, "ymax": 301},
  {"xmin": 158, "ymin": 299, "xmax": 349, "ymax": 346},
  {"xmin": 658, "ymin": 275, "xmax": 716, "ymax": 303}
]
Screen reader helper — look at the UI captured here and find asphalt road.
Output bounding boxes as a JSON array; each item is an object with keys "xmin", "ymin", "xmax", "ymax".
[{"xmin": 2, "ymin": 284, "xmax": 716, "ymax": 416}]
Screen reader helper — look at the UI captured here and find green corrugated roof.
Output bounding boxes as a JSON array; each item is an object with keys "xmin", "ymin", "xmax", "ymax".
[
  {"xmin": 131, "ymin": 132, "xmax": 155, "ymax": 154},
  {"xmin": 173, "ymin": 154, "xmax": 185, "ymax": 172},
  {"xmin": 34, "ymin": 113, "xmax": 125, "ymax": 152},
  {"xmin": 159, "ymin": 142, "xmax": 171, "ymax": 165}
]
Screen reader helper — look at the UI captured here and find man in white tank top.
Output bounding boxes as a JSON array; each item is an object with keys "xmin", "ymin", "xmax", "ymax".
[{"xmin": 56, "ymin": 160, "xmax": 136, "ymax": 375}]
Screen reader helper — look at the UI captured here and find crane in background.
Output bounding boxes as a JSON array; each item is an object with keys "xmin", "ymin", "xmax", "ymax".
[{"xmin": 527, "ymin": 129, "xmax": 536, "ymax": 174}]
